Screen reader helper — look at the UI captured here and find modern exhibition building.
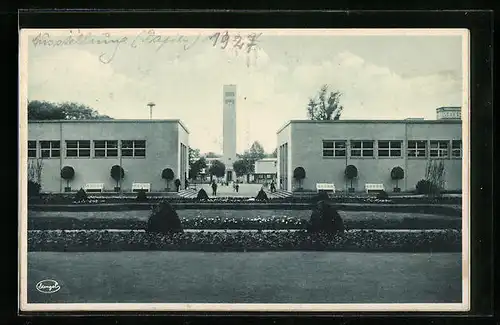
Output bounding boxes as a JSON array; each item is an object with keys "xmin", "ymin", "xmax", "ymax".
[
  {"xmin": 27, "ymin": 119, "xmax": 190, "ymax": 193},
  {"xmin": 277, "ymin": 107, "xmax": 464, "ymax": 193}
]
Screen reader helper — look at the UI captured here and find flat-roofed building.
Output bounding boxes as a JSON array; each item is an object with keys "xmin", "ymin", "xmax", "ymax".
[
  {"xmin": 277, "ymin": 117, "xmax": 463, "ymax": 193},
  {"xmin": 254, "ymin": 158, "xmax": 277, "ymax": 184},
  {"xmin": 27, "ymin": 119, "xmax": 189, "ymax": 193}
]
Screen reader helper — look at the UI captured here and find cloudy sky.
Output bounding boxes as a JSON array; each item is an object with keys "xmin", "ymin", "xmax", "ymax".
[{"xmin": 23, "ymin": 29, "xmax": 467, "ymax": 154}]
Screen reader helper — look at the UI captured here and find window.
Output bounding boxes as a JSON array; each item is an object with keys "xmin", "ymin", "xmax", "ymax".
[
  {"xmin": 94, "ymin": 140, "xmax": 118, "ymax": 158},
  {"xmin": 66, "ymin": 140, "xmax": 90, "ymax": 157},
  {"xmin": 323, "ymin": 140, "xmax": 346, "ymax": 157},
  {"xmin": 430, "ymin": 140, "xmax": 449, "ymax": 158},
  {"xmin": 40, "ymin": 140, "xmax": 60, "ymax": 158},
  {"xmin": 407, "ymin": 140, "xmax": 427, "ymax": 158},
  {"xmin": 121, "ymin": 140, "xmax": 146, "ymax": 157},
  {"xmin": 378, "ymin": 140, "xmax": 402, "ymax": 157},
  {"xmin": 225, "ymin": 92, "xmax": 235, "ymax": 97},
  {"xmin": 28, "ymin": 141, "xmax": 37, "ymax": 158},
  {"xmin": 225, "ymin": 99, "xmax": 234, "ymax": 105},
  {"xmin": 350, "ymin": 140, "xmax": 374, "ymax": 157},
  {"xmin": 452, "ymin": 140, "xmax": 462, "ymax": 158}
]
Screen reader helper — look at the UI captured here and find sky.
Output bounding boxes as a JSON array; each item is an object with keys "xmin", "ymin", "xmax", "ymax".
[{"xmin": 24, "ymin": 29, "xmax": 466, "ymax": 154}]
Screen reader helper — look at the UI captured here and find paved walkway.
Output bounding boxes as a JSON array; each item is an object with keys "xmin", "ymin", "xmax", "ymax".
[{"xmin": 178, "ymin": 183, "xmax": 292, "ymax": 199}]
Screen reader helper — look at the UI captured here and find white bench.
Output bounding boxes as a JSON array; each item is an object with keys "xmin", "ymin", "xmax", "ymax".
[
  {"xmin": 316, "ymin": 183, "xmax": 336, "ymax": 193},
  {"xmin": 132, "ymin": 183, "xmax": 151, "ymax": 192},
  {"xmin": 84, "ymin": 183, "xmax": 104, "ymax": 193},
  {"xmin": 365, "ymin": 183, "xmax": 385, "ymax": 193}
]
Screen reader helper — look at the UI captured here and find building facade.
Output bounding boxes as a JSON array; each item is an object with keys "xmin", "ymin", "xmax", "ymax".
[
  {"xmin": 277, "ymin": 119, "xmax": 463, "ymax": 193},
  {"xmin": 254, "ymin": 158, "xmax": 277, "ymax": 184},
  {"xmin": 27, "ymin": 119, "xmax": 189, "ymax": 193},
  {"xmin": 222, "ymin": 84, "xmax": 237, "ymax": 182}
]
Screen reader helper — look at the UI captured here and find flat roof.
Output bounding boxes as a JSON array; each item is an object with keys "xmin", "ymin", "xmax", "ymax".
[
  {"xmin": 277, "ymin": 119, "xmax": 462, "ymax": 134},
  {"xmin": 28, "ymin": 119, "xmax": 190, "ymax": 134}
]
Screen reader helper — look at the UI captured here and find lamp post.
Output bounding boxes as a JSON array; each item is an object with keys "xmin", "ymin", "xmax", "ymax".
[{"xmin": 147, "ymin": 102, "xmax": 156, "ymax": 120}]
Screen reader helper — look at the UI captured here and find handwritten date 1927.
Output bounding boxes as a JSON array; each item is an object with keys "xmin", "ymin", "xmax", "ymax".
[{"xmin": 209, "ymin": 31, "xmax": 262, "ymax": 53}]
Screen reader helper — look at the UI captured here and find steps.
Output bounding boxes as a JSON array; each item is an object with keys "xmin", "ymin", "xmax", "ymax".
[
  {"xmin": 266, "ymin": 189, "xmax": 293, "ymax": 199},
  {"xmin": 177, "ymin": 188, "xmax": 197, "ymax": 198}
]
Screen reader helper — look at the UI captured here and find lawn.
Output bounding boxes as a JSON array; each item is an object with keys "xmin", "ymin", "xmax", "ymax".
[{"xmin": 27, "ymin": 251, "xmax": 462, "ymax": 304}]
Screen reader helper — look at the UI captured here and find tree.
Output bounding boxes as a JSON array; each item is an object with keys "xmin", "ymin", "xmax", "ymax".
[
  {"xmin": 306, "ymin": 84, "xmax": 343, "ymax": 121},
  {"xmin": 28, "ymin": 100, "xmax": 112, "ymax": 120},
  {"xmin": 270, "ymin": 148, "xmax": 277, "ymax": 158},
  {"xmin": 233, "ymin": 160, "xmax": 248, "ymax": 177},
  {"xmin": 110, "ymin": 165, "xmax": 125, "ymax": 190},
  {"xmin": 425, "ymin": 159, "xmax": 446, "ymax": 196},
  {"xmin": 27, "ymin": 158, "xmax": 44, "ymax": 196},
  {"xmin": 248, "ymin": 141, "xmax": 266, "ymax": 161},
  {"xmin": 293, "ymin": 167, "xmax": 306, "ymax": 189},
  {"xmin": 345, "ymin": 165, "xmax": 358, "ymax": 191},
  {"xmin": 60, "ymin": 166, "xmax": 75, "ymax": 191},
  {"xmin": 162, "ymin": 168, "xmax": 175, "ymax": 190},
  {"xmin": 390, "ymin": 166, "xmax": 405, "ymax": 191},
  {"xmin": 189, "ymin": 147, "xmax": 201, "ymax": 165},
  {"xmin": 190, "ymin": 157, "xmax": 207, "ymax": 180},
  {"xmin": 209, "ymin": 160, "xmax": 226, "ymax": 178},
  {"xmin": 205, "ymin": 152, "xmax": 221, "ymax": 158}
]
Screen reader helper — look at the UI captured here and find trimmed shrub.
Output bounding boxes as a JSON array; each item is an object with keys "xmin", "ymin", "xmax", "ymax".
[
  {"xmin": 307, "ymin": 201, "xmax": 344, "ymax": 235},
  {"xmin": 74, "ymin": 188, "xmax": 88, "ymax": 202},
  {"xmin": 293, "ymin": 167, "xmax": 306, "ymax": 188},
  {"xmin": 256, "ymin": 189, "xmax": 269, "ymax": 201},
  {"xmin": 313, "ymin": 191, "xmax": 330, "ymax": 203},
  {"xmin": 146, "ymin": 201, "xmax": 183, "ymax": 234},
  {"xmin": 416, "ymin": 179, "xmax": 436, "ymax": 195},
  {"xmin": 28, "ymin": 180, "xmax": 41, "ymax": 197},
  {"xmin": 110, "ymin": 165, "xmax": 125, "ymax": 189},
  {"xmin": 136, "ymin": 190, "xmax": 148, "ymax": 202},
  {"xmin": 376, "ymin": 190, "xmax": 389, "ymax": 200},
  {"xmin": 196, "ymin": 188, "xmax": 209, "ymax": 200}
]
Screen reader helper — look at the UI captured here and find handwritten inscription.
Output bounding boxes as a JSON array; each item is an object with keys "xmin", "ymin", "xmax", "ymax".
[
  {"xmin": 31, "ymin": 30, "xmax": 263, "ymax": 64},
  {"xmin": 208, "ymin": 31, "xmax": 262, "ymax": 53}
]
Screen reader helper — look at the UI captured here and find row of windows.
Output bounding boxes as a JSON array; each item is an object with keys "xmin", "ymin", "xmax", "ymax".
[
  {"xmin": 28, "ymin": 140, "xmax": 146, "ymax": 158},
  {"xmin": 322, "ymin": 140, "xmax": 462, "ymax": 159}
]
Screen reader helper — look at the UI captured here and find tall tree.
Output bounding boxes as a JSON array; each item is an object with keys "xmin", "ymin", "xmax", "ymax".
[
  {"xmin": 189, "ymin": 147, "xmax": 201, "ymax": 164},
  {"xmin": 205, "ymin": 152, "xmax": 221, "ymax": 158},
  {"xmin": 208, "ymin": 160, "xmax": 226, "ymax": 178},
  {"xmin": 232, "ymin": 160, "xmax": 248, "ymax": 177},
  {"xmin": 28, "ymin": 100, "xmax": 113, "ymax": 120},
  {"xmin": 306, "ymin": 84, "xmax": 343, "ymax": 121},
  {"xmin": 248, "ymin": 141, "xmax": 266, "ymax": 160},
  {"xmin": 189, "ymin": 157, "xmax": 207, "ymax": 180}
]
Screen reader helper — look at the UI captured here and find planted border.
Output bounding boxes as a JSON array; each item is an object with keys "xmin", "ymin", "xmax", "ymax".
[
  {"xmin": 28, "ymin": 216, "xmax": 461, "ymax": 231},
  {"xmin": 27, "ymin": 229, "xmax": 462, "ymax": 253}
]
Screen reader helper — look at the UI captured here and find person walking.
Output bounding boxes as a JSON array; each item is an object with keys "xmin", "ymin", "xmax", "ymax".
[
  {"xmin": 185, "ymin": 178, "xmax": 189, "ymax": 190},
  {"xmin": 235, "ymin": 182, "xmax": 239, "ymax": 193},
  {"xmin": 211, "ymin": 180, "xmax": 218, "ymax": 196},
  {"xmin": 174, "ymin": 179, "xmax": 181, "ymax": 192}
]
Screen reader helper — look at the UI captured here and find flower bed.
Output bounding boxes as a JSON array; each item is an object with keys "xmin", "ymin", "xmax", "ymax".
[
  {"xmin": 28, "ymin": 216, "xmax": 461, "ymax": 231},
  {"xmin": 28, "ymin": 194, "xmax": 462, "ymax": 205},
  {"xmin": 27, "ymin": 229, "xmax": 462, "ymax": 252}
]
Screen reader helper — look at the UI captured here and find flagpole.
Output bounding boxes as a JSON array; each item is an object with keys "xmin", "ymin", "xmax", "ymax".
[{"xmin": 119, "ymin": 140, "xmax": 123, "ymax": 197}]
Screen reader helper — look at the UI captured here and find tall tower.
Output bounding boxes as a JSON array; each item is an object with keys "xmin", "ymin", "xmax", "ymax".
[{"xmin": 222, "ymin": 85, "xmax": 237, "ymax": 181}]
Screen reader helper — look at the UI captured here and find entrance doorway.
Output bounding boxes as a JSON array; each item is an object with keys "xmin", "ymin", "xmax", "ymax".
[{"xmin": 226, "ymin": 171, "xmax": 233, "ymax": 182}]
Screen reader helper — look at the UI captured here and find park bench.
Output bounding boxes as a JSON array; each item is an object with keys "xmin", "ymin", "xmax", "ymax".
[
  {"xmin": 132, "ymin": 183, "xmax": 151, "ymax": 192},
  {"xmin": 365, "ymin": 183, "xmax": 385, "ymax": 193},
  {"xmin": 84, "ymin": 183, "xmax": 104, "ymax": 193},
  {"xmin": 316, "ymin": 183, "xmax": 336, "ymax": 193}
]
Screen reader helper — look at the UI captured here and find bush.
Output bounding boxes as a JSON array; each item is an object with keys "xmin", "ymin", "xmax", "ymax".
[
  {"xmin": 307, "ymin": 201, "xmax": 344, "ymax": 235},
  {"xmin": 74, "ymin": 188, "xmax": 88, "ymax": 202},
  {"xmin": 376, "ymin": 190, "xmax": 389, "ymax": 199},
  {"xmin": 28, "ymin": 180, "xmax": 41, "ymax": 197},
  {"xmin": 136, "ymin": 190, "xmax": 148, "ymax": 202},
  {"xmin": 255, "ymin": 189, "xmax": 269, "ymax": 201},
  {"xmin": 196, "ymin": 188, "xmax": 209, "ymax": 200},
  {"xmin": 146, "ymin": 201, "xmax": 183, "ymax": 234},
  {"xmin": 416, "ymin": 179, "xmax": 436, "ymax": 195},
  {"xmin": 313, "ymin": 191, "xmax": 330, "ymax": 203}
]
